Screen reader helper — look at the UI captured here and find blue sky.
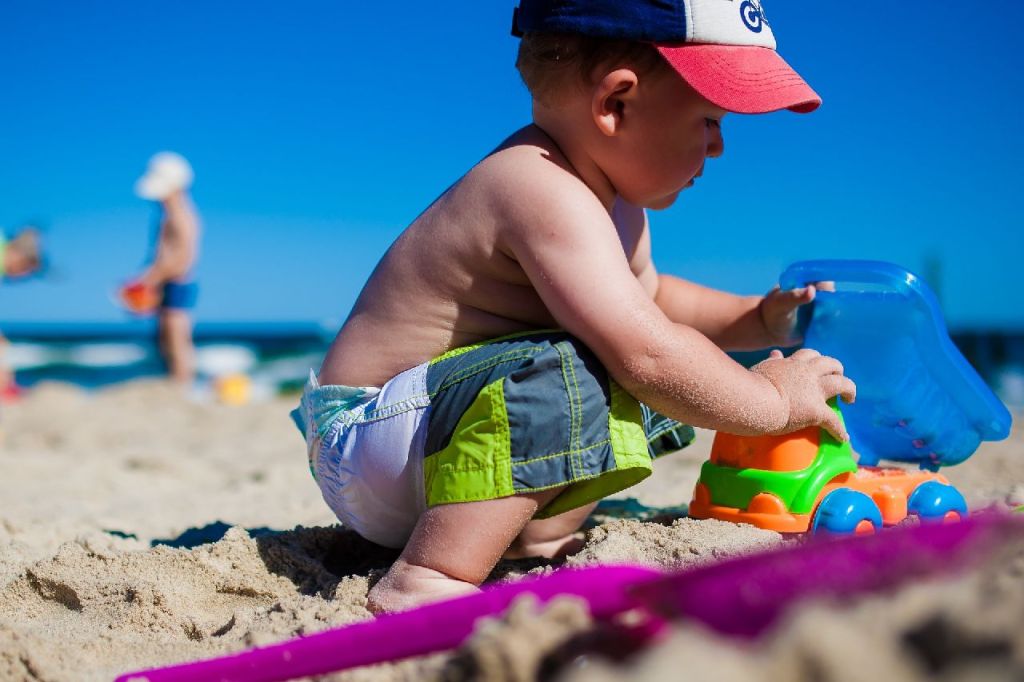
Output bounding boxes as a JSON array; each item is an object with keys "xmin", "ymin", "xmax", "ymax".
[{"xmin": 2, "ymin": 1, "xmax": 1022, "ymax": 330}]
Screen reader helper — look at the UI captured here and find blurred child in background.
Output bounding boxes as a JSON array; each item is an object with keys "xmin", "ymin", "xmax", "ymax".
[
  {"xmin": 1, "ymin": 227, "xmax": 43, "ymax": 282},
  {"xmin": 0, "ymin": 225, "xmax": 45, "ymax": 399},
  {"xmin": 126, "ymin": 152, "xmax": 201, "ymax": 385}
]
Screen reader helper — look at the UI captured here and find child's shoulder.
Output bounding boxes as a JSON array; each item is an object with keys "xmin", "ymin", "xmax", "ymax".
[{"xmin": 464, "ymin": 126, "xmax": 612, "ymax": 237}]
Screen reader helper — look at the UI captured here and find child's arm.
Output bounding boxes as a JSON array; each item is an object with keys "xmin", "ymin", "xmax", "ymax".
[
  {"xmin": 500, "ymin": 175, "xmax": 853, "ymax": 440},
  {"xmin": 652, "ymin": 274, "xmax": 822, "ymax": 351},
  {"xmin": 621, "ymin": 207, "xmax": 818, "ymax": 351},
  {"xmin": 652, "ymin": 274, "xmax": 764, "ymax": 351}
]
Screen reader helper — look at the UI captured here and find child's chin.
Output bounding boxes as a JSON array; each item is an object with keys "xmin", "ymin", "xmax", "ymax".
[{"xmin": 647, "ymin": 192, "xmax": 681, "ymax": 211}]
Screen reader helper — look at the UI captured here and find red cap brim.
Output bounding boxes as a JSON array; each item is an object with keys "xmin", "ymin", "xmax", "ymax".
[{"xmin": 656, "ymin": 45, "xmax": 821, "ymax": 114}]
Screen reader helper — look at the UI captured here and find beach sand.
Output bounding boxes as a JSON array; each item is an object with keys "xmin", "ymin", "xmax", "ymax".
[{"xmin": 1, "ymin": 381, "xmax": 1022, "ymax": 681}]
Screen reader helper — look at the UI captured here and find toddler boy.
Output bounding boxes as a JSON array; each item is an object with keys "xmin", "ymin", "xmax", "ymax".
[
  {"xmin": 295, "ymin": 0, "xmax": 855, "ymax": 613},
  {"xmin": 132, "ymin": 152, "xmax": 201, "ymax": 384}
]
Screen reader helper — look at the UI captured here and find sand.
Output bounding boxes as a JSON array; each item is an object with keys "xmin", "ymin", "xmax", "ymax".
[{"xmin": 1, "ymin": 381, "xmax": 1022, "ymax": 681}]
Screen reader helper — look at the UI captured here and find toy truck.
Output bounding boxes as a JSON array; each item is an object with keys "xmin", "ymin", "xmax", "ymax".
[
  {"xmin": 689, "ymin": 408, "xmax": 967, "ymax": 534},
  {"xmin": 690, "ymin": 260, "xmax": 1011, "ymax": 535}
]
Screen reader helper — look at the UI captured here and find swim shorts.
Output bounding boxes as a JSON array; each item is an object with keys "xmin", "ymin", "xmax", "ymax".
[
  {"xmin": 161, "ymin": 281, "xmax": 199, "ymax": 310},
  {"xmin": 292, "ymin": 331, "xmax": 694, "ymax": 548}
]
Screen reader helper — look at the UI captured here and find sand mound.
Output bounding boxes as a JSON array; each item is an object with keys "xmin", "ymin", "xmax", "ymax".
[
  {"xmin": 568, "ymin": 517, "xmax": 783, "ymax": 568},
  {"xmin": 0, "ymin": 525, "xmax": 377, "ymax": 681}
]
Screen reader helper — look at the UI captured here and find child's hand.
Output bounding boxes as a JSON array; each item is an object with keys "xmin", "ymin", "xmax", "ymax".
[
  {"xmin": 759, "ymin": 282, "xmax": 834, "ymax": 347},
  {"xmin": 751, "ymin": 348, "xmax": 856, "ymax": 441},
  {"xmin": 118, "ymin": 280, "xmax": 160, "ymax": 315}
]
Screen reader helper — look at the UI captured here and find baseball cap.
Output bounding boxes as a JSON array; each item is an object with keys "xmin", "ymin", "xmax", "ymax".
[
  {"xmin": 135, "ymin": 152, "xmax": 194, "ymax": 201},
  {"xmin": 512, "ymin": 0, "xmax": 820, "ymax": 114}
]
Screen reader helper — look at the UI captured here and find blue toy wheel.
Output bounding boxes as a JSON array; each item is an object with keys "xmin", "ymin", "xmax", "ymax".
[
  {"xmin": 908, "ymin": 481, "xmax": 967, "ymax": 522},
  {"xmin": 812, "ymin": 489, "xmax": 883, "ymax": 534}
]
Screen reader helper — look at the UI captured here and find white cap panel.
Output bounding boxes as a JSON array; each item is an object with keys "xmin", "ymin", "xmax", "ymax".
[{"xmin": 686, "ymin": 0, "xmax": 777, "ymax": 49}]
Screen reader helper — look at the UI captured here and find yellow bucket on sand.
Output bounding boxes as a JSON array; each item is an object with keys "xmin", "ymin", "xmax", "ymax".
[{"xmin": 215, "ymin": 373, "xmax": 251, "ymax": 406}]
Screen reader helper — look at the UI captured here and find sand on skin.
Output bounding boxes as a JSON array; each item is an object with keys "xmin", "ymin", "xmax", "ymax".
[{"xmin": 1, "ymin": 381, "xmax": 1022, "ymax": 681}]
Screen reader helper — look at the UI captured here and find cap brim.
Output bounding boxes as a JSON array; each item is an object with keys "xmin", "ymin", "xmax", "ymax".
[
  {"xmin": 135, "ymin": 175, "xmax": 167, "ymax": 200},
  {"xmin": 656, "ymin": 45, "xmax": 821, "ymax": 114}
]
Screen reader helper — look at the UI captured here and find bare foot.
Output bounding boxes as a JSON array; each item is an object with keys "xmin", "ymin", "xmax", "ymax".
[{"xmin": 367, "ymin": 559, "xmax": 480, "ymax": 615}]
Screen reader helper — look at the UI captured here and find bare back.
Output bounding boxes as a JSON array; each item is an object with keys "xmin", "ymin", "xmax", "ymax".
[{"xmin": 318, "ymin": 126, "xmax": 654, "ymax": 388}]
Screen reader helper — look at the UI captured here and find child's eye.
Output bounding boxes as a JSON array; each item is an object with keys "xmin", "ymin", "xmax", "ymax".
[{"xmin": 705, "ymin": 118, "xmax": 721, "ymax": 129}]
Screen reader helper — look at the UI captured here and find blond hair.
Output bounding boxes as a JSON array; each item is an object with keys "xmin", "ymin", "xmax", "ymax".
[{"xmin": 515, "ymin": 33, "xmax": 667, "ymax": 106}]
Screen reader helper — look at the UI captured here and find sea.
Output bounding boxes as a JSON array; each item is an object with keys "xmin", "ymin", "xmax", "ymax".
[
  {"xmin": 4, "ymin": 322, "xmax": 1024, "ymax": 410},
  {"xmin": 4, "ymin": 321, "xmax": 332, "ymax": 397}
]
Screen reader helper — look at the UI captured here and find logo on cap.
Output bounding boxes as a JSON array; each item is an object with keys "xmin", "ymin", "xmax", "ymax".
[{"xmin": 740, "ymin": 0, "xmax": 768, "ymax": 33}]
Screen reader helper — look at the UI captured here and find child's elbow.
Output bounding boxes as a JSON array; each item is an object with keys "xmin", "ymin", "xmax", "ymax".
[
  {"xmin": 610, "ymin": 341, "xmax": 669, "ymax": 400},
  {"xmin": 594, "ymin": 313, "xmax": 679, "ymax": 399}
]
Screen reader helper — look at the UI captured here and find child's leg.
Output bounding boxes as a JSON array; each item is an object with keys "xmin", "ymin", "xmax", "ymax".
[
  {"xmin": 0, "ymin": 333, "xmax": 11, "ymax": 393},
  {"xmin": 158, "ymin": 308, "xmax": 195, "ymax": 384},
  {"xmin": 367, "ymin": 487, "xmax": 565, "ymax": 614},
  {"xmin": 504, "ymin": 501, "xmax": 597, "ymax": 559},
  {"xmin": 363, "ymin": 332, "xmax": 672, "ymax": 613}
]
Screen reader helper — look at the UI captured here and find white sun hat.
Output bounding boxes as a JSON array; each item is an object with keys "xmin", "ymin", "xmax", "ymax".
[{"xmin": 134, "ymin": 152, "xmax": 194, "ymax": 201}]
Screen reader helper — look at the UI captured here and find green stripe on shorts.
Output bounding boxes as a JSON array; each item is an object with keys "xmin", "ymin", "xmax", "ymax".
[{"xmin": 423, "ymin": 377, "xmax": 515, "ymax": 505}]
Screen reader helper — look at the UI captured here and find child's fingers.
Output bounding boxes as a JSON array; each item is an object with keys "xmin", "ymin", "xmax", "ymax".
[
  {"xmin": 768, "ymin": 349, "xmax": 784, "ymax": 359},
  {"xmin": 780, "ymin": 286, "xmax": 812, "ymax": 304},
  {"xmin": 821, "ymin": 374, "xmax": 857, "ymax": 404},
  {"xmin": 813, "ymin": 355, "xmax": 845, "ymax": 376},
  {"xmin": 819, "ymin": 407, "xmax": 850, "ymax": 442},
  {"xmin": 814, "ymin": 280, "xmax": 836, "ymax": 292},
  {"xmin": 791, "ymin": 348, "xmax": 821, "ymax": 360}
]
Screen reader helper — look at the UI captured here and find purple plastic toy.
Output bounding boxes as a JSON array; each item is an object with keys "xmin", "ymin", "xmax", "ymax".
[{"xmin": 116, "ymin": 514, "xmax": 1023, "ymax": 682}]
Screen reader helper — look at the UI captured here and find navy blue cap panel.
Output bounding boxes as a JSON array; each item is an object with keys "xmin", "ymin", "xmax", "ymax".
[{"xmin": 514, "ymin": 0, "xmax": 687, "ymax": 43}]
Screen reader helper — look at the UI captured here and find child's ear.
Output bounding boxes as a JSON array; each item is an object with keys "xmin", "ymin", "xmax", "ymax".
[{"xmin": 593, "ymin": 68, "xmax": 639, "ymax": 137}]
